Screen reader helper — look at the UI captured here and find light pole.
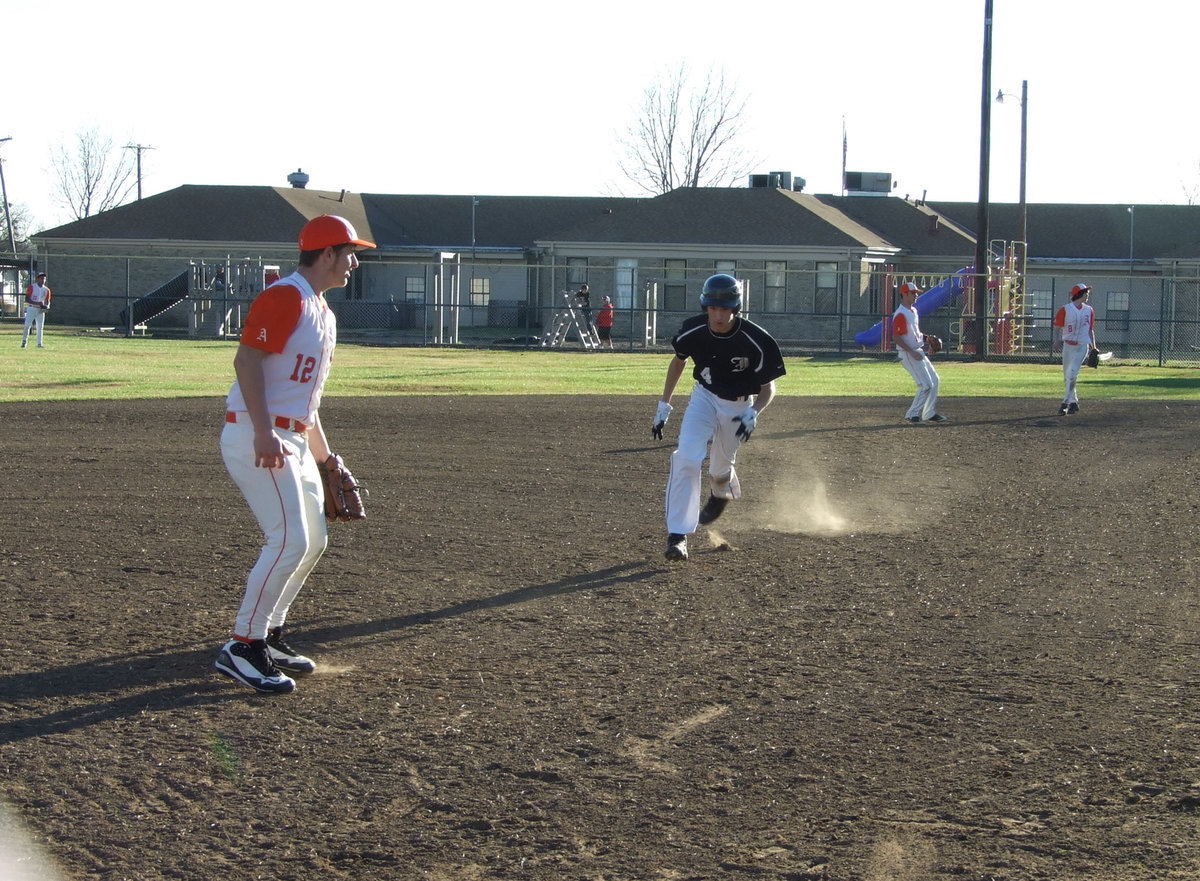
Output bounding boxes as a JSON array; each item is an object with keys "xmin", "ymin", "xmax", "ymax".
[
  {"xmin": 996, "ymin": 79, "xmax": 1028, "ymax": 252},
  {"xmin": 1128, "ymin": 205, "xmax": 1135, "ymax": 291},
  {"xmin": 0, "ymin": 137, "xmax": 15, "ymax": 254},
  {"xmin": 973, "ymin": 0, "xmax": 994, "ymax": 359}
]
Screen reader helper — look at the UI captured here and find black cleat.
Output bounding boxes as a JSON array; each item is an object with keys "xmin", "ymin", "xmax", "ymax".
[
  {"xmin": 665, "ymin": 533, "xmax": 688, "ymax": 561},
  {"xmin": 906, "ymin": 416, "xmax": 922, "ymax": 424},
  {"xmin": 925, "ymin": 414, "xmax": 949, "ymax": 423},
  {"xmin": 698, "ymin": 495, "xmax": 729, "ymax": 525},
  {"xmin": 1067, "ymin": 402, "xmax": 1079, "ymax": 414},
  {"xmin": 1058, "ymin": 402, "xmax": 1068, "ymax": 416},
  {"xmin": 215, "ymin": 639, "xmax": 296, "ymax": 694},
  {"xmin": 266, "ymin": 627, "xmax": 316, "ymax": 675}
]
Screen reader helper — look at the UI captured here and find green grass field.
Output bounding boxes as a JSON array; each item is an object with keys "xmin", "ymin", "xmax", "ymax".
[{"xmin": 2, "ymin": 326, "xmax": 1199, "ymax": 403}]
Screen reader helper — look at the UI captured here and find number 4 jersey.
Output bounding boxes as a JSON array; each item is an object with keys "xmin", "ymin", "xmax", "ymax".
[{"xmin": 225, "ymin": 271, "xmax": 336, "ymax": 426}]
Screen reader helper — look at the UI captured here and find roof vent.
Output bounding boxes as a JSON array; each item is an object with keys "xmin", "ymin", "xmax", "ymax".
[{"xmin": 287, "ymin": 168, "xmax": 310, "ymax": 189}]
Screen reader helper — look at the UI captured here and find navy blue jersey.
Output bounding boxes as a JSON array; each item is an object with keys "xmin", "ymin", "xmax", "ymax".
[{"xmin": 671, "ymin": 314, "xmax": 786, "ymax": 399}]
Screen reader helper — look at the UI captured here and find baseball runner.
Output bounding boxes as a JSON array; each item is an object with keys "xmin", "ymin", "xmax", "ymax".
[
  {"xmin": 892, "ymin": 281, "xmax": 947, "ymax": 424},
  {"xmin": 215, "ymin": 214, "xmax": 374, "ymax": 694},
  {"xmin": 654, "ymin": 274, "xmax": 786, "ymax": 561},
  {"xmin": 21, "ymin": 271, "xmax": 51, "ymax": 349},
  {"xmin": 1052, "ymin": 283, "xmax": 1097, "ymax": 415}
]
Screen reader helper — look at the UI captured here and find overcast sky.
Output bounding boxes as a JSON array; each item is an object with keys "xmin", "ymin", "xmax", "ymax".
[{"xmin": 4, "ymin": 0, "xmax": 1196, "ymax": 231}]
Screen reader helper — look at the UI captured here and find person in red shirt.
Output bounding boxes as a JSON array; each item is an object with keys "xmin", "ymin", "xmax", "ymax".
[{"xmin": 596, "ymin": 295, "xmax": 614, "ymax": 349}]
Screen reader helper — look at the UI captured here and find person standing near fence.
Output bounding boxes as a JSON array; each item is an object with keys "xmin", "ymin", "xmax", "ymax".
[
  {"xmin": 1052, "ymin": 283, "xmax": 1096, "ymax": 416},
  {"xmin": 21, "ymin": 271, "xmax": 51, "ymax": 348},
  {"xmin": 596, "ymin": 295, "xmax": 614, "ymax": 349},
  {"xmin": 215, "ymin": 214, "xmax": 375, "ymax": 694},
  {"xmin": 892, "ymin": 281, "xmax": 947, "ymax": 424}
]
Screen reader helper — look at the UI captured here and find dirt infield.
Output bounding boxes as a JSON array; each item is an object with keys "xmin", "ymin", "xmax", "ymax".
[{"xmin": 2, "ymin": 394, "xmax": 1199, "ymax": 881}]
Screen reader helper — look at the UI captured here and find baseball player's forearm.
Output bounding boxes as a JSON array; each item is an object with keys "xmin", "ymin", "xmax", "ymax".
[
  {"xmin": 753, "ymin": 381, "xmax": 777, "ymax": 413},
  {"xmin": 308, "ymin": 412, "xmax": 332, "ymax": 462}
]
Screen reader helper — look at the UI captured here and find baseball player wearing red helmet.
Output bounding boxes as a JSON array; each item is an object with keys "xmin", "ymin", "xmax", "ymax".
[
  {"xmin": 21, "ymin": 271, "xmax": 51, "ymax": 348},
  {"xmin": 1052, "ymin": 283, "xmax": 1097, "ymax": 415},
  {"xmin": 893, "ymin": 281, "xmax": 947, "ymax": 424},
  {"xmin": 215, "ymin": 215, "xmax": 374, "ymax": 694}
]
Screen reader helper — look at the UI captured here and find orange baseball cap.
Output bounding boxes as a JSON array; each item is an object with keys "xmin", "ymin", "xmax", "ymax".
[
  {"xmin": 899, "ymin": 281, "xmax": 923, "ymax": 296},
  {"xmin": 1070, "ymin": 283, "xmax": 1091, "ymax": 300},
  {"xmin": 298, "ymin": 215, "xmax": 375, "ymax": 250}
]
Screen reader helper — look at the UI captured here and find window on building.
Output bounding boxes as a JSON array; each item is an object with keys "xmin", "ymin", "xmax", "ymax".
[
  {"xmin": 763, "ymin": 261, "xmax": 786, "ymax": 314},
  {"xmin": 405, "ymin": 276, "xmax": 426, "ymax": 303},
  {"xmin": 1106, "ymin": 289, "xmax": 1129, "ymax": 331},
  {"xmin": 815, "ymin": 261, "xmax": 838, "ymax": 314},
  {"xmin": 616, "ymin": 258, "xmax": 637, "ymax": 310},
  {"xmin": 469, "ymin": 276, "xmax": 491, "ymax": 307},
  {"xmin": 567, "ymin": 258, "xmax": 588, "ymax": 292},
  {"xmin": 1026, "ymin": 288, "xmax": 1053, "ymax": 326},
  {"xmin": 715, "ymin": 260, "xmax": 736, "ymax": 276},
  {"xmin": 664, "ymin": 259, "xmax": 688, "ymax": 311}
]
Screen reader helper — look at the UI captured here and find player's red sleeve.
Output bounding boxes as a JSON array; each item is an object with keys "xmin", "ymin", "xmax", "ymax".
[
  {"xmin": 239, "ymin": 285, "xmax": 303, "ymax": 354},
  {"xmin": 1052, "ymin": 306, "xmax": 1066, "ymax": 328},
  {"xmin": 892, "ymin": 314, "xmax": 908, "ymax": 336}
]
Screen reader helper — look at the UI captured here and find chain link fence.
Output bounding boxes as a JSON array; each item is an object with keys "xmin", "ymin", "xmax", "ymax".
[{"xmin": 6, "ymin": 255, "xmax": 1200, "ymax": 366}]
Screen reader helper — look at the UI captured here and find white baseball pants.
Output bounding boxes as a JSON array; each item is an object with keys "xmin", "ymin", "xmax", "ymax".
[
  {"xmin": 220, "ymin": 417, "xmax": 328, "ymax": 640},
  {"xmin": 1062, "ymin": 341, "xmax": 1088, "ymax": 404},
  {"xmin": 899, "ymin": 351, "xmax": 940, "ymax": 420},
  {"xmin": 22, "ymin": 307, "xmax": 46, "ymax": 347},
  {"xmin": 666, "ymin": 383, "xmax": 746, "ymax": 536}
]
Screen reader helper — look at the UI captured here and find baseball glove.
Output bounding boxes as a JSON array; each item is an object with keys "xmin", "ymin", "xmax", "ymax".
[
  {"xmin": 319, "ymin": 454, "xmax": 366, "ymax": 522},
  {"xmin": 924, "ymin": 334, "xmax": 943, "ymax": 355},
  {"xmin": 1085, "ymin": 346, "xmax": 1100, "ymax": 369}
]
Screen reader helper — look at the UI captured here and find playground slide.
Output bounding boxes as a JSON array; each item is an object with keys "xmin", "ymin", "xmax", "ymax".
[{"xmin": 854, "ymin": 266, "xmax": 971, "ymax": 348}]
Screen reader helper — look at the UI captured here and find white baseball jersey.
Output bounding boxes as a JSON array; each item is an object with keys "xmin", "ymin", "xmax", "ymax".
[
  {"xmin": 26, "ymin": 281, "xmax": 51, "ymax": 307},
  {"xmin": 1054, "ymin": 301, "xmax": 1095, "ymax": 346},
  {"xmin": 225, "ymin": 271, "xmax": 336, "ymax": 426},
  {"xmin": 891, "ymin": 301, "xmax": 923, "ymax": 351}
]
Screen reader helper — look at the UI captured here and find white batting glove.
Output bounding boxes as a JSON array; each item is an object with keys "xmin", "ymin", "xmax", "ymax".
[
  {"xmin": 734, "ymin": 406, "xmax": 757, "ymax": 441},
  {"xmin": 652, "ymin": 401, "xmax": 673, "ymax": 440}
]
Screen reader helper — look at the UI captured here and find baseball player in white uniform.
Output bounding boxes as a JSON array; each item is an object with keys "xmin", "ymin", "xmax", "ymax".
[
  {"xmin": 215, "ymin": 214, "xmax": 375, "ymax": 694},
  {"xmin": 22, "ymin": 271, "xmax": 51, "ymax": 348},
  {"xmin": 892, "ymin": 281, "xmax": 947, "ymax": 424},
  {"xmin": 653, "ymin": 274, "xmax": 786, "ymax": 562},
  {"xmin": 1052, "ymin": 283, "xmax": 1097, "ymax": 415}
]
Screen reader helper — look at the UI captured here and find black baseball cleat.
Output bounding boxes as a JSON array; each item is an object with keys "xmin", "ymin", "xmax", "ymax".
[
  {"xmin": 1067, "ymin": 402, "xmax": 1079, "ymax": 414},
  {"xmin": 906, "ymin": 416, "xmax": 922, "ymax": 424},
  {"xmin": 215, "ymin": 639, "xmax": 296, "ymax": 694},
  {"xmin": 698, "ymin": 495, "xmax": 729, "ymax": 525},
  {"xmin": 266, "ymin": 627, "xmax": 316, "ymax": 675},
  {"xmin": 1058, "ymin": 402, "xmax": 1069, "ymax": 416},
  {"xmin": 924, "ymin": 414, "xmax": 949, "ymax": 423},
  {"xmin": 665, "ymin": 533, "xmax": 688, "ymax": 561}
]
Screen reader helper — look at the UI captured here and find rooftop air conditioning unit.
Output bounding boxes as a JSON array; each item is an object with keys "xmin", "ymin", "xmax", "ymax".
[{"xmin": 844, "ymin": 171, "xmax": 892, "ymax": 196}]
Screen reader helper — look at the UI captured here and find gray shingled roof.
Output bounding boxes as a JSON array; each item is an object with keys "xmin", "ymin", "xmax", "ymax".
[
  {"xmin": 928, "ymin": 201, "xmax": 1200, "ymax": 261},
  {"xmin": 537, "ymin": 187, "xmax": 894, "ymax": 249}
]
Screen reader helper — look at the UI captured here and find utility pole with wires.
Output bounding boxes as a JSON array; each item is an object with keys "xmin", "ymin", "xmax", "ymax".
[
  {"xmin": 124, "ymin": 143, "xmax": 154, "ymax": 200},
  {"xmin": 0, "ymin": 137, "xmax": 15, "ymax": 253}
]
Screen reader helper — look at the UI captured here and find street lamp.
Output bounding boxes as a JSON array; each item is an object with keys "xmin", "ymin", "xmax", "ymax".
[
  {"xmin": 996, "ymin": 80, "xmax": 1028, "ymax": 254},
  {"xmin": 0, "ymin": 137, "xmax": 15, "ymax": 254}
]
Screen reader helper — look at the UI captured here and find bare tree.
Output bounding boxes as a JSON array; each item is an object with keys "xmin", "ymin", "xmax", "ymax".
[
  {"xmin": 51, "ymin": 127, "xmax": 138, "ymax": 220},
  {"xmin": 618, "ymin": 65, "xmax": 755, "ymax": 196}
]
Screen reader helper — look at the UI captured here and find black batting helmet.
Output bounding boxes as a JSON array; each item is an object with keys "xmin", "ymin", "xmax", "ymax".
[{"xmin": 700, "ymin": 274, "xmax": 742, "ymax": 310}]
